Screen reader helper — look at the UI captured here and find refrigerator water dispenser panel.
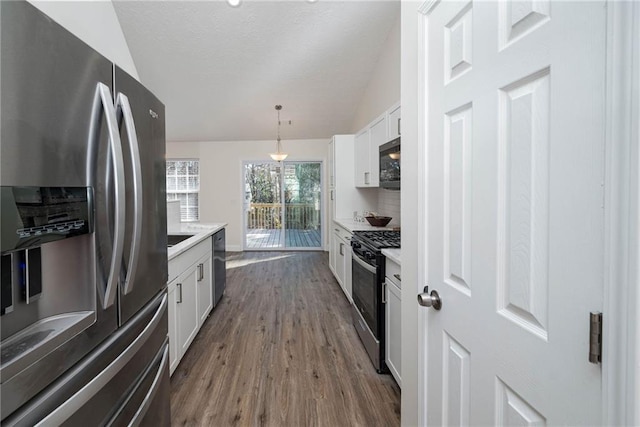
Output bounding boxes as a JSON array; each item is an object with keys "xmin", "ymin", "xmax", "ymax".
[{"xmin": 0, "ymin": 186, "xmax": 93, "ymax": 253}]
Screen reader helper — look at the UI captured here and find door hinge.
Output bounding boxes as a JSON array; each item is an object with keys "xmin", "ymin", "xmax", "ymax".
[{"xmin": 589, "ymin": 312, "xmax": 602, "ymax": 364}]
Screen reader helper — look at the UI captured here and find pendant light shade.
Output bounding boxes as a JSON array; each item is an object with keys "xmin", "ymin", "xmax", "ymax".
[
  {"xmin": 270, "ymin": 151, "xmax": 288, "ymax": 162},
  {"xmin": 269, "ymin": 105, "xmax": 288, "ymax": 162}
]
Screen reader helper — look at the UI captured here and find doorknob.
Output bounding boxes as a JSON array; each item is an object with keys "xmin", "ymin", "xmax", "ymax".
[{"xmin": 417, "ymin": 287, "xmax": 442, "ymax": 310}]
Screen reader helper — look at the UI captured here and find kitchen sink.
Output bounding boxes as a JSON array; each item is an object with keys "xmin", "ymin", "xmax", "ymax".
[{"xmin": 167, "ymin": 234, "xmax": 195, "ymax": 247}]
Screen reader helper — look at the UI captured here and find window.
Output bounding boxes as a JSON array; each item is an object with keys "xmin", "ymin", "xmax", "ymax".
[{"xmin": 166, "ymin": 159, "xmax": 199, "ymax": 222}]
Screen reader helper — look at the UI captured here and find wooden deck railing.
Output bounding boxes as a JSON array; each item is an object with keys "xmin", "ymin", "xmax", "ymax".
[{"xmin": 247, "ymin": 203, "xmax": 319, "ymax": 230}]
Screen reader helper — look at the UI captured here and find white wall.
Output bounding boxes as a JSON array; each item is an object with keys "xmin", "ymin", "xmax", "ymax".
[
  {"xmin": 350, "ymin": 14, "xmax": 401, "ymax": 133},
  {"xmin": 166, "ymin": 139, "xmax": 329, "ymax": 251},
  {"xmin": 28, "ymin": 0, "xmax": 139, "ymax": 80}
]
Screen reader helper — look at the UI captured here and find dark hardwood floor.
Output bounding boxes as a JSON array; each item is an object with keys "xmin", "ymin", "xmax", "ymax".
[{"xmin": 170, "ymin": 251, "xmax": 401, "ymax": 426}]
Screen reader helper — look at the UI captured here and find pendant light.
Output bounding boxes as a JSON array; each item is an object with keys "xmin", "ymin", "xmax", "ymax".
[{"xmin": 269, "ymin": 105, "xmax": 288, "ymax": 162}]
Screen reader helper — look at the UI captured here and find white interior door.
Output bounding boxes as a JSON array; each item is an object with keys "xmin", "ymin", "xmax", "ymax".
[{"xmin": 420, "ymin": 1, "xmax": 606, "ymax": 424}]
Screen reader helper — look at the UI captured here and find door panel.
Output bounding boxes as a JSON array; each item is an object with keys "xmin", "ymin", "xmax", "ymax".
[
  {"xmin": 444, "ymin": 104, "xmax": 472, "ymax": 296},
  {"xmin": 421, "ymin": 1, "xmax": 606, "ymax": 424},
  {"xmin": 115, "ymin": 67, "xmax": 168, "ymax": 325},
  {"xmin": 442, "ymin": 333, "xmax": 470, "ymax": 426},
  {"xmin": 498, "ymin": 68, "xmax": 551, "ymax": 340},
  {"xmin": 496, "ymin": 379, "xmax": 546, "ymax": 426}
]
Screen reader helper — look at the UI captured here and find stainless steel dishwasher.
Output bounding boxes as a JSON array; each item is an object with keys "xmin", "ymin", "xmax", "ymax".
[{"xmin": 213, "ymin": 229, "xmax": 226, "ymax": 306}]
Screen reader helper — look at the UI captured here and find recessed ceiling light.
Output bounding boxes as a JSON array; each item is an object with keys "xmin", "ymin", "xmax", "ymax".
[{"xmin": 227, "ymin": 0, "xmax": 241, "ymax": 7}]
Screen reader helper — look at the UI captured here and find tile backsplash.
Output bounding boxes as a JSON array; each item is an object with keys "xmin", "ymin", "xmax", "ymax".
[
  {"xmin": 377, "ymin": 188, "xmax": 401, "ymax": 227},
  {"xmin": 167, "ymin": 200, "xmax": 181, "ymax": 228}
]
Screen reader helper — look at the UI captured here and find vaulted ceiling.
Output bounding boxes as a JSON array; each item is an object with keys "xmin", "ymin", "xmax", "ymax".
[{"xmin": 113, "ymin": 0, "xmax": 399, "ymax": 142}]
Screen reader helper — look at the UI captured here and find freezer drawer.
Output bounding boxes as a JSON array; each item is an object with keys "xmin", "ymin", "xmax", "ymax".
[
  {"xmin": 106, "ymin": 342, "xmax": 170, "ymax": 426},
  {"xmin": 4, "ymin": 292, "xmax": 169, "ymax": 426}
]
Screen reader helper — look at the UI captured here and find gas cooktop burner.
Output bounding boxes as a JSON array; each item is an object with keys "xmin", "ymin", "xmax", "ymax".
[{"xmin": 353, "ymin": 230, "xmax": 400, "ymax": 249}]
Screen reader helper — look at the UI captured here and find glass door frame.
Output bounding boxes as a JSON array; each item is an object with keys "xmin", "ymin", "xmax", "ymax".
[{"xmin": 242, "ymin": 159, "xmax": 324, "ymax": 251}]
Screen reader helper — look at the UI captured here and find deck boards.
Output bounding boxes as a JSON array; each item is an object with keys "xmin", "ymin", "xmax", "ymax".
[
  {"xmin": 170, "ymin": 251, "xmax": 400, "ymax": 427},
  {"xmin": 246, "ymin": 228, "xmax": 322, "ymax": 249}
]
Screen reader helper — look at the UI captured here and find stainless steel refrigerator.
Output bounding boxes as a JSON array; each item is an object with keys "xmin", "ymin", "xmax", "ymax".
[{"xmin": 1, "ymin": 2, "xmax": 170, "ymax": 424}]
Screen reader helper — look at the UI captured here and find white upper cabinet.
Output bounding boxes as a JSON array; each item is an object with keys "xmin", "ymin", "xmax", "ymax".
[
  {"xmin": 354, "ymin": 102, "xmax": 400, "ymax": 188},
  {"xmin": 387, "ymin": 103, "xmax": 401, "ymax": 140},
  {"xmin": 330, "ymin": 135, "xmax": 377, "ymax": 218},
  {"xmin": 328, "ymin": 138, "xmax": 335, "ymax": 188},
  {"xmin": 354, "ymin": 130, "xmax": 370, "ymax": 187}
]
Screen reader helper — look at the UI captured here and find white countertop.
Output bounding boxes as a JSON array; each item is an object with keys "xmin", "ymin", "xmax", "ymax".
[
  {"xmin": 382, "ymin": 248, "xmax": 401, "ymax": 265},
  {"xmin": 334, "ymin": 218, "xmax": 395, "ymax": 233},
  {"xmin": 167, "ymin": 222, "xmax": 227, "ymax": 260}
]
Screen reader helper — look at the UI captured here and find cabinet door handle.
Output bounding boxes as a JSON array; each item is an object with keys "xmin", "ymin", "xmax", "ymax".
[
  {"xmin": 177, "ymin": 283, "xmax": 182, "ymax": 304},
  {"xmin": 339, "ymin": 243, "xmax": 344, "ymax": 256},
  {"xmin": 197, "ymin": 263, "xmax": 204, "ymax": 281},
  {"xmin": 364, "ymin": 172, "xmax": 370, "ymax": 185},
  {"xmin": 382, "ymin": 282, "xmax": 387, "ymax": 304},
  {"xmin": 330, "ymin": 190, "xmax": 334, "ymax": 201},
  {"xmin": 398, "ymin": 117, "xmax": 401, "ymax": 135},
  {"xmin": 394, "ymin": 273, "xmax": 401, "ymax": 282},
  {"xmin": 334, "ymin": 228, "xmax": 340, "ymax": 233}
]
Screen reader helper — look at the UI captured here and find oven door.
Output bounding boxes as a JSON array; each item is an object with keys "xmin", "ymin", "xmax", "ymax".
[{"xmin": 351, "ymin": 252, "xmax": 380, "ymax": 338}]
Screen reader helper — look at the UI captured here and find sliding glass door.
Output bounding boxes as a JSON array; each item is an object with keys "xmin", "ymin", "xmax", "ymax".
[
  {"xmin": 283, "ymin": 162, "xmax": 322, "ymax": 248},
  {"xmin": 244, "ymin": 162, "xmax": 283, "ymax": 249},
  {"xmin": 244, "ymin": 161, "xmax": 322, "ymax": 250}
]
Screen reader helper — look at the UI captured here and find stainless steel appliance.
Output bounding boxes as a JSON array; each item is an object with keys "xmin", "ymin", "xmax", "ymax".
[
  {"xmin": 1, "ymin": 2, "xmax": 170, "ymax": 424},
  {"xmin": 379, "ymin": 138, "xmax": 400, "ymax": 189},
  {"xmin": 213, "ymin": 229, "xmax": 226, "ymax": 307},
  {"xmin": 350, "ymin": 230, "xmax": 400, "ymax": 373}
]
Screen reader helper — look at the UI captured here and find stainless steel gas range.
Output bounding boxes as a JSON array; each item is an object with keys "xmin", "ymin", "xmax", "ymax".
[{"xmin": 350, "ymin": 230, "xmax": 400, "ymax": 373}]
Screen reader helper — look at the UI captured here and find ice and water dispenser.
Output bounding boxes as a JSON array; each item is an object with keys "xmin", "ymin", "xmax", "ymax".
[
  {"xmin": 1, "ymin": 186, "xmax": 93, "ymax": 311},
  {"xmin": 1, "ymin": 187, "xmax": 93, "ymax": 313},
  {"xmin": 1, "ymin": 187, "xmax": 96, "ymax": 378}
]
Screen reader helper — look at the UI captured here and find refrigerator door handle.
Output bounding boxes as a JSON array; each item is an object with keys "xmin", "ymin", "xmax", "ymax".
[
  {"xmin": 129, "ymin": 344, "xmax": 169, "ymax": 425},
  {"xmin": 34, "ymin": 294, "xmax": 168, "ymax": 427},
  {"xmin": 116, "ymin": 92, "xmax": 143, "ymax": 295},
  {"xmin": 94, "ymin": 82, "xmax": 125, "ymax": 309}
]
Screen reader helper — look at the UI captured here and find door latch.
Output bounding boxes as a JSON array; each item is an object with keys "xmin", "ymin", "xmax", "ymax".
[{"xmin": 417, "ymin": 286, "xmax": 442, "ymax": 310}]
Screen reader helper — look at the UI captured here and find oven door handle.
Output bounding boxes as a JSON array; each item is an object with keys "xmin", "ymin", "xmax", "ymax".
[{"xmin": 352, "ymin": 252, "xmax": 377, "ymax": 274}]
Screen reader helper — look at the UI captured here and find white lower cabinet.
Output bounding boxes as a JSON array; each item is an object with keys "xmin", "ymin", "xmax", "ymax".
[
  {"xmin": 168, "ymin": 283, "xmax": 179, "ymax": 374},
  {"xmin": 175, "ymin": 267, "xmax": 199, "ymax": 357},
  {"xmin": 329, "ymin": 229, "xmax": 337, "ymax": 275},
  {"xmin": 385, "ymin": 258, "xmax": 401, "ymax": 387},
  {"xmin": 168, "ymin": 236, "xmax": 213, "ymax": 376},
  {"xmin": 333, "ymin": 230, "xmax": 346, "ymax": 286},
  {"xmin": 331, "ymin": 223, "xmax": 352, "ymax": 302},
  {"xmin": 168, "ymin": 266, "xmax": 199, "ymax": 375},
  {"xmin": 196, "ymin": 253, "xmax": 213, "ymax": 326}
]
